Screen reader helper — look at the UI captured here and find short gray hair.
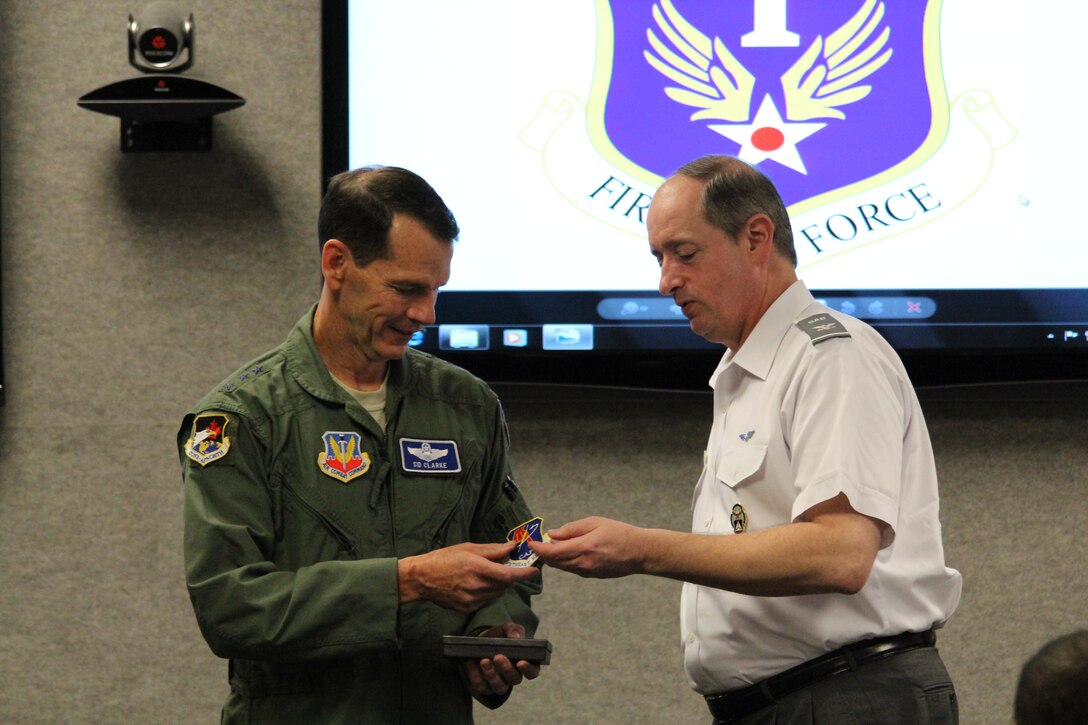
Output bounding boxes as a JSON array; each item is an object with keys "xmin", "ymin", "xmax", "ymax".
[{"xmin": 673, "ymin": 155, "xmax": 797, "ymax": 267}]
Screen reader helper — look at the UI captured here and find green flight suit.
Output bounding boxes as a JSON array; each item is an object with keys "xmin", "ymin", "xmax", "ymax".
[{"xmin": 178, "ymin": 308, "xmax": 541, "ymax": 724}]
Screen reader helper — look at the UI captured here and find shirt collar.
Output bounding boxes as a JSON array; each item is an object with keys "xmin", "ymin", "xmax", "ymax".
[
  {"xmin": 284, "ymin": 303, "xmax": 413, "ymax": 403},
  {"xmin": 710, "ymin": 280, "xmax": 813, "ymax": 387}
]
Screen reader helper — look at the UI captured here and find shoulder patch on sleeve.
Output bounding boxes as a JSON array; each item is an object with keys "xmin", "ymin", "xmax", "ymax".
[
  {"xmin": 796, "ymin": 313, "xmax": 851, "ymax": 345},
  {"xmin": 184, "ymin": 413, "xmax": 232, "ymax": 465}
]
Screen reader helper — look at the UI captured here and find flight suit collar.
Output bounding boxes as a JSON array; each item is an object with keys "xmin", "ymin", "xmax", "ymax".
[{"xmin": 282, "ymin": 304, "xmax": 416, "ymax": 409}]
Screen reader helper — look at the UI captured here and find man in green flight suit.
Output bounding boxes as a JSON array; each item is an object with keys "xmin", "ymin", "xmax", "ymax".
[{"xmin": 179, "ymin": 166, "xmax": 543, "ymax": 723}]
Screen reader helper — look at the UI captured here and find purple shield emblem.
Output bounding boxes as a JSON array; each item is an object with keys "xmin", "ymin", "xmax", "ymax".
[{"xmin": 593, "ymin": 0, "xmax": 945, "ymax": 208}]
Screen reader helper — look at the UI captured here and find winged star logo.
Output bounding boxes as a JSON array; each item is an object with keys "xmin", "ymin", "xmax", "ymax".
[{"xmin": 592, "ymin": 0, "xmax": 944, "ymax": 208}]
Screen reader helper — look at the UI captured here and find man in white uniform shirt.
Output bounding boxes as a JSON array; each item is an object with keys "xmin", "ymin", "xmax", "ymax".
[{"xmin": 532, "ymin": 155, "xmax": 962, "ymax": 724}]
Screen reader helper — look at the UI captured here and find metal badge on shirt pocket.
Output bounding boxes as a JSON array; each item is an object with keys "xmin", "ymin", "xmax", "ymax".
[
  {"xmin": 318, "ymin": 431, "xmax": 371, "ymax": 483},
  {"xmin": 399, "ymin": 437, "xmax": 462, "ymax": 474}
]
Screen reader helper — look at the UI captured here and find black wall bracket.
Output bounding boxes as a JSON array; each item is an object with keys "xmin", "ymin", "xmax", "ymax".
[{"xmin": 78, "ymin": 74, "xmax": 244, "ymax": 152}]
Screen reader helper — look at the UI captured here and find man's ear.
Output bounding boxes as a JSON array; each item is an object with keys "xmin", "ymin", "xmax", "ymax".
[
  {"xmin": 744, "ymin": 214, "xmax": 775, "ymax": 261},
  {"xmin": 321, "ymin": 239, "xmax": 352, "ymax": 288}
]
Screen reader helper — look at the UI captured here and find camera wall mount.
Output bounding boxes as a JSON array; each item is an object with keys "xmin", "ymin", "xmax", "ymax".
[{"xmin": 78, "ymin": 2, "xmax": 244, "ymax": 152}]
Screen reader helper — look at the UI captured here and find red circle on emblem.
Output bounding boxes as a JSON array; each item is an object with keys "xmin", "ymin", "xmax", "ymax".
[{"xmin": 751, "ymin": 127, "xmax": 785, "ymax": 151}]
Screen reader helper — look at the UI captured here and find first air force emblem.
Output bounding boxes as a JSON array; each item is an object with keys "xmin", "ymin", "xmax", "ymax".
[{"xmin": 595, "ymin": 0, "xmax": 943, "ymax": 207}]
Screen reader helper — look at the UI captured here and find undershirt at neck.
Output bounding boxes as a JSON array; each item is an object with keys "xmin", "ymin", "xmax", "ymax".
[{"xmin": 331, "ymin": 371, "xmax": 388, "ymax": 430}]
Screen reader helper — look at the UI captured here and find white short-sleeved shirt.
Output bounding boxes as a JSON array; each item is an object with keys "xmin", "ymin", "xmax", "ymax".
[{"xmin": 681, "ymin": 280, "xmax": 962, "ymax": 694}]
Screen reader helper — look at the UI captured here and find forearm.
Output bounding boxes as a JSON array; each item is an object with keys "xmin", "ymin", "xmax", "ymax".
[
  {"xmin": 188, "ymin": 557, "xmax": 401, "ymax": 661},
  {"xmin": 636, "ymin": 514, "xmax": 880, "ymax": 596}
]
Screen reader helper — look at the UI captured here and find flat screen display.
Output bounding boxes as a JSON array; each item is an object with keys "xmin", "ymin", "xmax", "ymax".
[{"xmin": 323, "ymin": 0, "xmax": 1088, "ymax": 387}]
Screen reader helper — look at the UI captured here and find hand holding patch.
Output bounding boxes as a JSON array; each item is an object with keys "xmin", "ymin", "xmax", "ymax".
[{"xmin": 505, "ymin": 517, "xmax": 550, "ymax": 568}]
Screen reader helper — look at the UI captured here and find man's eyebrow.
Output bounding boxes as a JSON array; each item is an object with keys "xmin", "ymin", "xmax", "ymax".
[
  {"xmin": 390, "ymin": 278, "xmax": 429, "ymax": 289},
  {"xmin": 658, "ymin": 240, "xmax": 694, "ymax": 252}
]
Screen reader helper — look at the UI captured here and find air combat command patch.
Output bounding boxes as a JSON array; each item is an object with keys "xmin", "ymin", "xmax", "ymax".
[
  {"xmin": 185, "ymin": 413, "xmax": 232, "ymax": 466},
  {"xmin": 318, "ymin": 431, "xmax": 371, "ymax": 483}
]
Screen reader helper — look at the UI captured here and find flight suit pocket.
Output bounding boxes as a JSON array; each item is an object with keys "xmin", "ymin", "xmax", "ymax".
[
  {"xmin": 715, "ymin": 444, "xmax": 767, "ymax": 489},
  {"xmin": 228, "ymin": 657, "xmax": 350, "ymax": 697}
]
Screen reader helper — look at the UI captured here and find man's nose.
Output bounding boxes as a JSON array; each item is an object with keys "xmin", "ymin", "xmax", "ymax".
[
  {"xmin": 658, "ymin": 258, "xmax": 680, "ymax": 297},
  {"xmin": 407, "ymin": 292, "xmax": 438, "ymax": 325}
]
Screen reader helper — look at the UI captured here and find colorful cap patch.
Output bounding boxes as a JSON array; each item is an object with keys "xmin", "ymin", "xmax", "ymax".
[
  {"xmin": 185, "ymin": 413, "xmax": 231, "ymax": 466},
  {"xmin": 505, "ymin": 516, "xmax": 550, "ymax": 568},
  {"xmin": 318, "ymin": 431, "xmax": 371, "ymax": 483},
  {"xmin": 399, "ymin": 438, "xmax": 461, "ymax": 474}
]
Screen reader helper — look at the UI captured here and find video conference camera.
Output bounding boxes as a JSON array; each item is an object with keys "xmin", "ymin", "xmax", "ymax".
[
  {"xmin": 78, "ymin": 1, "xmax": 244, "ymax": 151},
  {"xmin": 128, "ymin": 1, "xmax": 193, "ymax": 73}
]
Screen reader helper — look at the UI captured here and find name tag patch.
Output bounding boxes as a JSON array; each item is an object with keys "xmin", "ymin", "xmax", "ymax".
[{"xmin": 400, "ymin": 438, "xmax": 461, "ymax": 474}]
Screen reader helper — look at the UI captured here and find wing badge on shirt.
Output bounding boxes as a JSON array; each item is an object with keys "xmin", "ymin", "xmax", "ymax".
[
  {"xmin": 185, "ymin": 413, "xmax": 231, "ymax": 466},
  {"xmin": 318, "ymin": 431, "xmax": 371, "ymax": 483}
]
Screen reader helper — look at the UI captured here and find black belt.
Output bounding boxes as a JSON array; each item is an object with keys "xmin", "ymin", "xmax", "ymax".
[{"xmin": 705, "ymin": 629, "xmax": 936, "ymax": 724}]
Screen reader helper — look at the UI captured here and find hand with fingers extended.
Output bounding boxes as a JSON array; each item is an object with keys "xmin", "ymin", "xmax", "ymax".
[
  {"xmin": 461, "ymin": 622, "xmax": 542, "ymax": 700},
  {"xmin": 397, "ymin": 540, "xmax": 540, "ymax": 613},
  {"xmin": 528, "ymin": 516, "xmax": 646, "ymax": 579}
]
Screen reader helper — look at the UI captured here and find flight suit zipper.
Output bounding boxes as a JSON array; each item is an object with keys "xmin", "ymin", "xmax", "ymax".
[
  {"xmin": 378, "ymin": 419, "xmax": 405, "ymax": 720},
  {"xmin": 282, "ymin": 484, "xmax": 360, "ymax": 559}
]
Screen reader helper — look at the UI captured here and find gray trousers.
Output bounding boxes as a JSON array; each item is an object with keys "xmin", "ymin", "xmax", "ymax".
[{"xmin": 712, "ymin": 647, "xmax": 958, "ymax": 725}]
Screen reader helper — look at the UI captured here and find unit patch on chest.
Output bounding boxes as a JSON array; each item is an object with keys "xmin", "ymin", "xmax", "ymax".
[
  {"xmin": 400, "ymin": 438, "xmax": 461, "ymax": 474},
  {"xmin": 318, "ymin": 431, "xmax": 371, "ymax": 483}
]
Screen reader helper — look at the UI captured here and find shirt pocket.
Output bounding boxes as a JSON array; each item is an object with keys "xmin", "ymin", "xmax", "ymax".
[{"xmin": 714, "ymin": 444, "xmax": 768, "ymax": 490}]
